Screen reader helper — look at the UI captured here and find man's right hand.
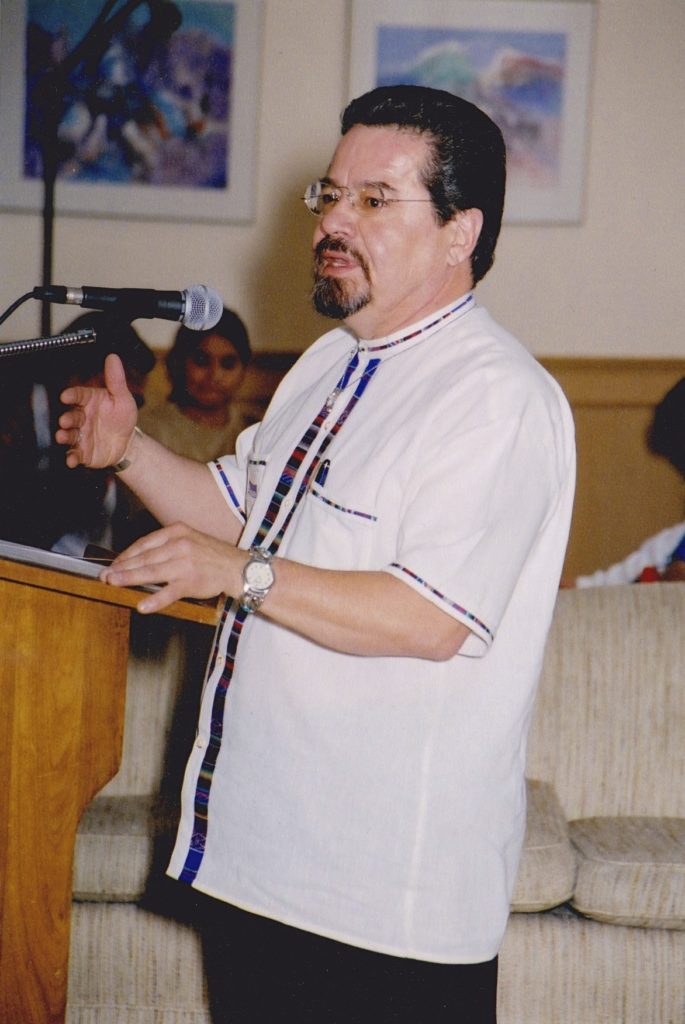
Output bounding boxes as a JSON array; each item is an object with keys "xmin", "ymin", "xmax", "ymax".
[{"xmin": 56, "ymin": 353, "xmax": 139, "ymax": 469}]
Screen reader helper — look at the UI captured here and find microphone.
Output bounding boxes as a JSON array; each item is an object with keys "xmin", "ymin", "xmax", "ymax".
[{"xmin": 32, "ymin": 284, "xmax": 223, "ymax": 331}]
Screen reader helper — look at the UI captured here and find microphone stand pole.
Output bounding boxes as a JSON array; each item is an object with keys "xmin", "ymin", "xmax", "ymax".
[{"xmin": 35, "ymin": 0, "xmax": 160, "ymax": 336}]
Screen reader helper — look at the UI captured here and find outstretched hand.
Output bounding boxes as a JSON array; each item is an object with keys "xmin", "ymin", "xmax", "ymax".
[{"xmin": 56, "ymin": 353, "xmax": 139, "ymax": 468}]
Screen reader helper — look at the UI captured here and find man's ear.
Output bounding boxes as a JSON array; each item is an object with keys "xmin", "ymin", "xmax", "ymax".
[{"xmin": 446, "ymin": 208, "xmax": 484, "ymax": 267}]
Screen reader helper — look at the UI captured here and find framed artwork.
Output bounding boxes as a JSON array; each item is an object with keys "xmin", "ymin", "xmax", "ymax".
[
  {"xmin": 349, "ymin": 0, "xmax": 595, "ymax": 223},
  {"xmin": 0, "ymin": 0, "xmax": 262, "ymax": 222}
]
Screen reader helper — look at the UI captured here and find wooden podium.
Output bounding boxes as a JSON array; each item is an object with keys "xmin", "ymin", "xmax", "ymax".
[{"xmin": 0, "ymin": 555, "xmax": 220, "ymax": 1024}]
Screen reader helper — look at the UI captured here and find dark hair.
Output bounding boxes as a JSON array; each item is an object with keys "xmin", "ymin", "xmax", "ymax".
[
  {"xmin": 341, "ymin": 85, "xmax": 506, "ymax": 284},
  {"xmin": 60, "ymin": 311, "xmax": 156, "ymax": 382},
  {"xmin": 648, "ymin": 376, "xmax": 685, "ymax": 479},
  {"xmin": 166, "ymin": 306, "xmax": 251, "ymax": 404}
]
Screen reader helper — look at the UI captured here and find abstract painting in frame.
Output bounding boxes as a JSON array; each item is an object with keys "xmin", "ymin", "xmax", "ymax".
[
  {"xmin": 350, "ymin": 0, "xmax": 595, "ymax": 223},
  {"xmin": 0, "ymin": 0, "xmax": 262, "ymax": 222}
]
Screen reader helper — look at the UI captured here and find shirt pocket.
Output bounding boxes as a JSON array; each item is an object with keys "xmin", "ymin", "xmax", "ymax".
[
  {"xmin": 287, "ymin": 484, "xmax": 381, "ymax": 570},
  {"xmin": 308, "ymin": 486, "xmax": 378, "ymax": 524}
]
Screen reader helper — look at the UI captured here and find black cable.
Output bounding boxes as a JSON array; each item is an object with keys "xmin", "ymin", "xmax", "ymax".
[{"xmin": 0, "ymin": 293, "xmax": 35, "ymax": 328}]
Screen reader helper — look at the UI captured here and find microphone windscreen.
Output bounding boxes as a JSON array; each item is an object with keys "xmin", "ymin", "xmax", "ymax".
[{"xmin": 183, "ymin": 285, "xmax": 223, "ymax": 330}]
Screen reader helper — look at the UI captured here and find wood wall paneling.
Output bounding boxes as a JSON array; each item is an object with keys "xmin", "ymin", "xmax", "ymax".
[{"xmin": 541, "ymin": 359, "xmax": 685, "ymax": 579}]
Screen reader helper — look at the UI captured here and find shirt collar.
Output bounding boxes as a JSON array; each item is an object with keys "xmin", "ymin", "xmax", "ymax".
[{"xmin": 355, "ymin": 293, "xmax": 475, "ymax": 356}]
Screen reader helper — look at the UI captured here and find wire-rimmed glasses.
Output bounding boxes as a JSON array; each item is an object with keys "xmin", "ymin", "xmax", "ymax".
[{"xmin": 302, "ymin": 180, "xmax": 434, "ymax": 217}]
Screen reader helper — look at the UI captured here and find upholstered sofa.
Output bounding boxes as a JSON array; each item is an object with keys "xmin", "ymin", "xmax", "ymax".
[{"xmin": 67, "ymin": 582, "xmax": 685, "ymax": 1024}]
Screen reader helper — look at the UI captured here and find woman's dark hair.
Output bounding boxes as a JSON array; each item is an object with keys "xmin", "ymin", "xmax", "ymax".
[
  {"xmin": 648, "ymin": 376, "xmax": 685, "ymax": 479},
  {"xmin": 341, "ymin": 85, "xmax": 506, "ymax": 284},
  {"xmin": 166, "ymin": 306, "xmax": 251, "ymax": 405}
]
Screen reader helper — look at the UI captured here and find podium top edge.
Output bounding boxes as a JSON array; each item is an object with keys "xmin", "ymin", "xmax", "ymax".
[{"xmin": 0, "ymin": 557, "xmax": 221, "ymax": 627}]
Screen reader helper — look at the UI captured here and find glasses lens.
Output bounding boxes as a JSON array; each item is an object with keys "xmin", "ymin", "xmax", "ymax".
[
  {"xmin": 357, "ymin": 184, "xmax": 386, "ymax": 213},
  {"xmin": 303, "ymin": 181, "xmax": 321, "ymax": 214},
  {"xmin": 302, "ymin": 181, "xmax": 388, "ymax": 215},
  {"xmin": 303, "ymin": 180, "xmax": 339, "ymax": 215}
]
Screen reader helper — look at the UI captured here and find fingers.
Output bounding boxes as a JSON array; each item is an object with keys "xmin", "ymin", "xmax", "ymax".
[
  {"xmin": 54, "ymin": 415, "xmax": 85, "ymax": 467},
  {"xmin": 102, "ymin": 553, "xmax": 175, "ymax": 589},
  {"xmin": 136, "ymin": 578, "xmax": 195, "ymax": 616},
  {"xmin": 59, "ymin": 383, "xmax": 89, "ymax": 406},
  {"xmin": 137, "ymin": 583, "xmax": 186, "ymax": 616},
  {"xmin": 106, "ymin": 523, "xmax": 191, "ymax": 569},
  {"xmin": 57, "ymin": 406, "xmax": 84, "ymax": 434},
  {"xmin": 100, "ymin": 524, "xmax": 233, "ymax": 610},
  {"xmin": 102, "ymin": 531, "xmax": 176, "ymax": 584},
  {"xmin": 54, "ymin": 425, "xmax": 82, "ymax": 447},
  {"xmin": 56, "ymin": 405, "xmax": 86, "ymax": 466},
  {"xmin": 103, "ymin": 566, "xmax": 162, "ymax": 590},
  {"xmin": 101, "ymin": 524, "xmax": 197, "ymax": 588},
  {"xmin": 104, "ymin": 539, "xmax": 177, "ymax": 579},
  {"xmin": 108, "ymin": 528, "xmax": 172, "ymax": 565},
  {"xmin": 67, "ymin": 428, "xmax": 82, "ymax": 467},
  {"xmin": 56, "ymin": 355, "xmax": 138, "ymax": 472}
]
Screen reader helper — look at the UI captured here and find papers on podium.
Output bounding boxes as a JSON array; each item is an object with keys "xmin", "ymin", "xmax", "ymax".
[{"xmin": 0, "ymin": 538, "xmax": 105, "ymax": 580}]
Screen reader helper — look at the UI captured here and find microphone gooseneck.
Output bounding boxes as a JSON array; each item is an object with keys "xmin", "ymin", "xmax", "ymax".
[{"xmin": 0, "ymin": 329, "xmax": 96, "ymax": 359}]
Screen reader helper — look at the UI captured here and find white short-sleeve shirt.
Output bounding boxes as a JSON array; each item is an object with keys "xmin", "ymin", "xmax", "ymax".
[{"xmin": 168, "ymin": 296, "xmax": 576, "ymax": 964}]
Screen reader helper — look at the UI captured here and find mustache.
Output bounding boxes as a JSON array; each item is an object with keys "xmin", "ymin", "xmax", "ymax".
[
  {"xmin": 314, "ymin": 235, "xmax": 348, "ymax": 262},
  {"xmin": 314, "ymin": 236, "xmax": 370, "ymax": 279}
]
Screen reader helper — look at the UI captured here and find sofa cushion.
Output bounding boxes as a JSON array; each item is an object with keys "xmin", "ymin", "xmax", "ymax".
[
  {"xmin": 74, "ymin": 795, "xmax": 169, "ymax": 902},
  {"xmin": 569, "ymin": 816, "xmax": 685, "ymax": 929},
  {"xmin": 510, "ymin": 778, "xmax": 576, "ymax": 912}
]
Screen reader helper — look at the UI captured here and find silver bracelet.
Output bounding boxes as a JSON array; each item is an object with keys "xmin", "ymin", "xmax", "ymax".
[{"xmin": 112, "ymin": 426, "xmax": 143, "ymax": 473}]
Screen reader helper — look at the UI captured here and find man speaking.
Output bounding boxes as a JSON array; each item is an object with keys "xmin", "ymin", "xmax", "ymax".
[{"xmin": 58, "ymin": 85, "xmax": 575, "ymax": 1022}]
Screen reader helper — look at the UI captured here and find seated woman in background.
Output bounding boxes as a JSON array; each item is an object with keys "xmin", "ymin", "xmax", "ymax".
[
  {"xmin": 575, "ymin": 376, "xmax": 685, "ymax": 586},
  {"xmin": 139, "ymin": 306, "xmax": 251, "ymax": 462}
]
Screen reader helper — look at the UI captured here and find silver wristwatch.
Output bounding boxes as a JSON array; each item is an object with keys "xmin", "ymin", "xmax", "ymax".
[{"xmin": 239, "ymin": 547, "xmax": 275, "ymax": 614}]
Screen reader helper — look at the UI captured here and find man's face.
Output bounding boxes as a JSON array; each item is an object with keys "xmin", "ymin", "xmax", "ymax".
[{"xmin": 311, "ymin": 125, "xmax": 471, "ymax": 339}]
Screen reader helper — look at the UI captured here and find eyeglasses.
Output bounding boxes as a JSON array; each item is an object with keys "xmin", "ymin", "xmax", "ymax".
[{"xmin": 302, "ymin": 180, "xmax": 434, "ymax": 217}]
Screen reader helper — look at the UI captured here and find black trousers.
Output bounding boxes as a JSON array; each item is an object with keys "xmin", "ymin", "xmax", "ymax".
[{"xmin": 199, "ymin": 895, "xmax": 498, "ymax": 1024}]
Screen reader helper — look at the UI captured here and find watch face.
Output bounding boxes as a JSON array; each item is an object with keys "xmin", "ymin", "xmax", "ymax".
[{"xmin": 245, "ymin": 559, "xmax": 274, "ymax": 591}]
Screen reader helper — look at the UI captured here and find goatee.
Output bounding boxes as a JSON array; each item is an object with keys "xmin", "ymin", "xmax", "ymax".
[{"xmin": 311, "ymin": 237, "xmax": 371, "ymax": 320}]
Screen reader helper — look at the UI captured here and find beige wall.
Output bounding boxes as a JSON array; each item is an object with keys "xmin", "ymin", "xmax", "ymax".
[{"xmin": 1, "ymin": 0, "xmax": 683, "ymax": 357}]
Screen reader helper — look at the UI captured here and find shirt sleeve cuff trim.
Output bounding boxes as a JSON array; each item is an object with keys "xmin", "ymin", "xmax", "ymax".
[
  {"xmin": 389, "ymin": 562, "xmax": 494, "ymax": 643},
  {"xmin": 210, "ymin": 459, "xmax": 245, "ymax": 521}
]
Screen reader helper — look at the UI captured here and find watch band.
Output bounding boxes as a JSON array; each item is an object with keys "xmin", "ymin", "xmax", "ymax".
[
  {"xmin": 112, "ymin": 426, "xmax": 143, "ymax": 473},
  {"xmin": 239, "ymin": 590, "xmax": 268, "ymax": 614}
]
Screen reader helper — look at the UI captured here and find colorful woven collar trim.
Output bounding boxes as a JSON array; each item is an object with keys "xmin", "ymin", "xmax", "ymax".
[{"xmin": 360, "ymin": 293, "xmax": 474, "ymax": 354}]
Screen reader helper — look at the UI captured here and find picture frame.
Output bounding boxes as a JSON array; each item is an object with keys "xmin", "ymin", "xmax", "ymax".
[
  {"xmin": 349, "ymin": 0, "xmax": 596, "ymax": 224},
  {"xmin": 0, "ymin": 0, "xmax": 263, "ymax": 223}
]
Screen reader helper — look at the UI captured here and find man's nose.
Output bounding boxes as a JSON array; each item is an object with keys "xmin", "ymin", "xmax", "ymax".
[{"xmin": 319, "ymin": 194, "xmax": 358, "ymax": 235}]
